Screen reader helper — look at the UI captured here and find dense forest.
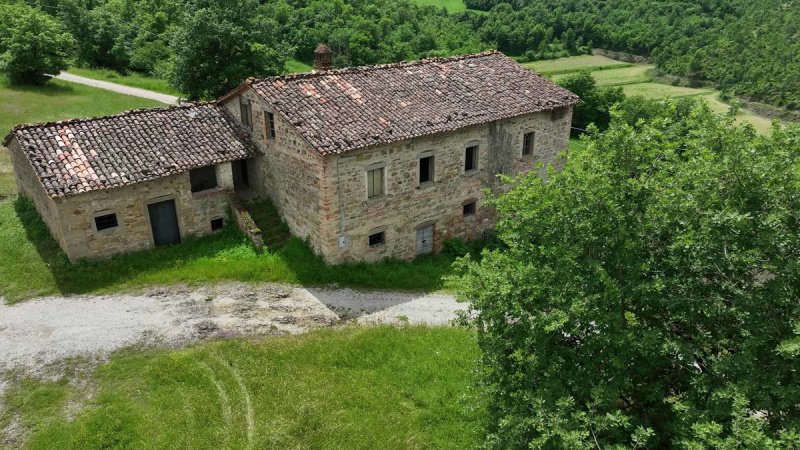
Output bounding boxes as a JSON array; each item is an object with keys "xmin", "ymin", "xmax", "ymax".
[{"xmin": 2, "ymin": 0, "xmax": 799, "ymax": 107}]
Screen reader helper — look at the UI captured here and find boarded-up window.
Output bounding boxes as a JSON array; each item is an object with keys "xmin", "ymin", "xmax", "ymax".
[
  {"xmin": 265, "ymin": 111, "xmax": 276, "ymax": 138},
  {"xmin": 419, "ymin": 155, "xmax": 434, "ymax": 184},
  {"xmin": 94, "ymin": 213, "xmax": 118, "ymax": 231},
  {"xmin": 240, "ymin": 97, "xmax": 252, "ymax": 129},
  {"xmin": 522, "ymin": 131, "xmax": 535, "ymax": 156},
  {"xmin": 465, "ymin": 145, "xmax": 478, "ymax": 171},
  {"xmin": 190, "ymin": 165, "xmax": 218, "ymax": 192},
  {"xmin": 367, "ymin": 167, "xmax": 384, "ymax": 198}
]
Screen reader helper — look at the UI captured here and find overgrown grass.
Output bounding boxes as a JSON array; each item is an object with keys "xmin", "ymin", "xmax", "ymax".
[
  {"xmin": 66, "ymin": 67, "xmax": 183, "ymax": 97},
  {"xmin": 285, "ymin": 58, "xmax": 314, "ymax": 74},
  {"xmin": 0, "ymin": 198, "xmax": 455, "ymax": 302},
  {"xmin": 2, "ymin": 326, "xmax": 483, "ymax": 449}
]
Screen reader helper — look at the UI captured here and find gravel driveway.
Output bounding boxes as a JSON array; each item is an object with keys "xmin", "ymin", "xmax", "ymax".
[{"xmin": 0, "ymin": 283, "xmax": 464, "ymax": 373}]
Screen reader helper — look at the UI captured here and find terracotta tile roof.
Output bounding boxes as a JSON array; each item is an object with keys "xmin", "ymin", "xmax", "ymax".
[
  {"xmin": 247, "ymin": 51, "xmax": 579, "ymax": 155},
  {"xmin": 3, "ymin": 103, "xmax": 256, "ymax": 198}
]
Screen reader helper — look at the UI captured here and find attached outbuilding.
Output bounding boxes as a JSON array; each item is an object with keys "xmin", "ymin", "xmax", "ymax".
[{"xmin": 3, "ymin": 103, "xmax": 257, "ymax": 262}]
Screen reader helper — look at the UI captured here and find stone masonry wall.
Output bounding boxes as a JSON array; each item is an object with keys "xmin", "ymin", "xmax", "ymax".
[
  {"xmin": 18, "ymin": 156, "xmax": 234, "ymax": 262},
  {"xmin": 221, "ymin": 88, "xmax": 325, "ymax": 249},
  {"xmin": 7, "ymin": 139, "xmax": 66, "ymax": 249},
  {"xmin": 318, "ymin": 108, "xmax": 573, "ymax": 263}
]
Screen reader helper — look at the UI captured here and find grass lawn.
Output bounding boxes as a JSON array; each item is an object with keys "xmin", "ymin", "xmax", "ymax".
[
  {"xmin": 66, "ymin": 67, "xmax": 183, "ymax": 97},
  {"xmin": 524, "ymin": 54, "xmax": 632, "ymax": 75},
  {"xmin": 285, "ymin": 58, "xmax": 314, "ymax": 74},
  {"xmin": 620, "ymin": 82, "xmax": 714, "ymax": 99},
  {"xmin": 412, "ymin": 0, "xmax": 468, "ymax": 12},
  {"xmin": 553, "ymin": 64, "xmax": 654, "ymax": 87},
  {"xmin": 1, "ymin": 326, "xmax": 483, "ymax": 449}
]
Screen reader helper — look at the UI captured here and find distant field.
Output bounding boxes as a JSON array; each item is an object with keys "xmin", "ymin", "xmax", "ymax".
[
  {"xmin": 286, "ymin": 58, "xmax": 313, "ymax": 74},
  {"xmin": 555, "ymin": 65, "xmax": 655, "ymax": 86},
  {"xmin": 525, "ymin": 55, "xmax": 631, "ymax": 75},
  {"xmin": 620, "ymin": 82, "xmax": 714, "ymax": 99},
  {"xmin": 413, "ymin": 0, "xmax": 468, "ymax": 12}
]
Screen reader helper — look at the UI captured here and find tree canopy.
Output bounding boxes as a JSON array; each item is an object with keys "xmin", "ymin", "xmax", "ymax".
[{"xmin": 454, "ymin": 99, "xmax": 800, "ymax": 448}]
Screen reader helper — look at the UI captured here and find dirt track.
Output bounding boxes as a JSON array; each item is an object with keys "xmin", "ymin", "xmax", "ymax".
[{"xmin": 0, "ymin": 283, "xmax": 464, "ymax": 373}]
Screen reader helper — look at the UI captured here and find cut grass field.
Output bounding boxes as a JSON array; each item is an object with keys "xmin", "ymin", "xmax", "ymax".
[
  {"xmin": 412, "ymin": 0, "xmax": 468, "ymax": 12},
  {"xmin": 533, "ymin": 54, "xmax": 778, "ymax": 134},
  {"xmin": 1, "ymin": 326, "xmax": 483, "ymax": 449},
  {"xmin": 66, "ymin": 67, "xmax": 184, "ymax": 97}
]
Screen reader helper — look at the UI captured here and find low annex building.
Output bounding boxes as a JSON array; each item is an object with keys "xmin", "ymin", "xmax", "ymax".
[{"xmin": 4, "ymin": 49, "xmax": 579, "ymax": 263}]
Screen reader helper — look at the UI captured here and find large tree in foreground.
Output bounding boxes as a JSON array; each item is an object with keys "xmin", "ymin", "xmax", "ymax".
[
  {"xmin": 454, "ymin": 100, "xmax": 800, "ymax": 448},
  {"xmin": 167, "ymin": 0, "xmax": 287, "ymax": 100},
  {"xmin": 0, "ymin": 4, "xmax": 73, "ymax": 85}
]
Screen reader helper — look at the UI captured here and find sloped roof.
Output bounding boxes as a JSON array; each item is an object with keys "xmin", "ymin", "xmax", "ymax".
[
  {"xmin": 3, "ymin": 103, "xmax": 256, "ymax": 198},
  {"xmin": 245, "ymin": 51, "xmax": 579, "ymax": 155}
]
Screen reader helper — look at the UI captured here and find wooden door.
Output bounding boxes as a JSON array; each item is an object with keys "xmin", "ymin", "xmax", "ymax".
[
  {"xmin": 416, "ymin": 224, "xmax": 434, "ymax": 255},
  {"xmin": 148, "ymin": 199, "xmax": 180, "ymax": 246}
]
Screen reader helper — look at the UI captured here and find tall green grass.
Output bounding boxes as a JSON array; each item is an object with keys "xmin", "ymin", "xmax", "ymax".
[{"xmin": 2, "ymin": 326, "xmax": 483, "ymax": 449}]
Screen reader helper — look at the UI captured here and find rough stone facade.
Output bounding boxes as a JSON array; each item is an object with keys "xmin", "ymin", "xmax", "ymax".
[
  {"xmin": 222, "ymin": 87, "xmax": 572, "ymax": 263},
  {"xmin": 8, "ymin": 137, "xmax": 235, "ymax": 262}
]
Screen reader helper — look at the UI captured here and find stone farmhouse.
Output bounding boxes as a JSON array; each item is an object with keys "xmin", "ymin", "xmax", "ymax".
[{"xmin": 3, "ymin": 49, "xmax": 579, "ymax": 263}]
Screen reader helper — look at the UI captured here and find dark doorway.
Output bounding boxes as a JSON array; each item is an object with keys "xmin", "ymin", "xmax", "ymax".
[
  {"xmin": 148, "ymin": 199, "xmax": 180, "ymax": 246},
  {"xmin": 233, "ymin": 159, "xmax": 249, "ymax": 189}
]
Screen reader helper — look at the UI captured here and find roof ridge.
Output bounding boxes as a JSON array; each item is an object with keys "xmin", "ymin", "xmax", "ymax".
[
  {"xmin": 3, "ymin": 101, "xmax": 217, "ymax": 144},
  {"xmin": 251, "ymin": 50, "xmax": 504, "ymax": 85}
]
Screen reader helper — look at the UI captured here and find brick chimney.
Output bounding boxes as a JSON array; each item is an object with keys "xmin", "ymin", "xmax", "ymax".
[{"xmin": 314, "ymin": 43, "xmax": 333, "ymax": 72}]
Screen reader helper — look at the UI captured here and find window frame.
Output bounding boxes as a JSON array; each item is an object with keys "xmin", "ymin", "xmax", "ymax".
[
  {"xmin": 368, "ymin": 231, "xmax": 385, "ymax": 248},
  {"xmin": 93, "ymin": 212, "xmax": 119, "ymax": 232},
  {"xmin": 190, "ymin": 165, "xmax": 219, "ymax": 193},
  {"xmin": 366, "ymin": 165, "xmax": 385, "ymax": 199},
  {"xmin": 419, "ymin": 154, "xmax": 435, "ymax": 185},
  {"xmin": 462, "ymin": 201, "xmax": 477, "ymax": 217},
  {"xmin": 464, "ymin": 144, "xmax": 479, "ymax": 172},
  {"xmin": 522, "ymin": 131, "xmax": 535, "ymax": 156},
  {"xmin": 265, "ymin": 111, "xmax": 276, "ymax": 139},
  {"xmin": 239, "ymin": 97, "xmax": 252, "ymax": 129}
]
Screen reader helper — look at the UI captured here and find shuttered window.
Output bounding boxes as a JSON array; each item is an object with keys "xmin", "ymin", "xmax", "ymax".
[
  {"xmin": 265, "ymin": 111, "xmax": 276, "ymax": 138},
  {"xmin": 367, "ymin": 167, "xmax": 384, "ymax": 198},
  {"xmin": 240, "ymin": 97, "xmax": 252, "ymax": 129}
]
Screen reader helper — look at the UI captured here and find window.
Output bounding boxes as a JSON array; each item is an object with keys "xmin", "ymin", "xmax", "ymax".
[
  {"xmin": 211, "ymin": 217, "xmax": 224, "ymax": 231},
  {"xmin": 239, "ymin": 97, "xmax": 252, "ymax": 129},
  {"xmin": 419, "ymin": 155, "xmax": 434, "ymax": 184},
  {"xmin": 265, "ymin": 111, "xmax": 276, "ymax": 138},
  {"xmin": 368, "ymin": 231, "xmax": 385, "ymax": 248},
  {"xmin": 367, "ymin": 167, "xmax": 384, "ymax": 198},
  {"xmin": 463, "ymin": 201, "xmax": 476, "ymax": 217},
  {"xmin": 465, "ymin": 145, "xmax": 479, "ymax": 172},
  {"xmin": 522, "ymin": 131, "xmax": 535, "ymax": 156},
  {"xmin": 190, "ymin": 165, "xmax": 218, "ymax": 193},
  {"xmin": 94, "ymin": 213, "xmax": 118, "ymax": 231}
]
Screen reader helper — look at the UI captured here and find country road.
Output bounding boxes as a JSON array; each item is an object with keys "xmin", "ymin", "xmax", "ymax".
[{"xmin": 56, "ymin": 72, "xmax": 181, "ymax": 105}]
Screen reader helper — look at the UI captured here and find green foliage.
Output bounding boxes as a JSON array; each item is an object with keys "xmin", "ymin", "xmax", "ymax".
[
  {"xmin": 167, "ymin": 0, "xmax": 288, "ymax": 99},
  {"xmin": 3, "ymin": 327, "xmax": 483, "ymax": 448},
  {"xmin": 0, "ymin": 3, "xmax": 73, "ymax": 84},
  {"xmin": 557, "ymin": 70, "xmax": 625, "ymax": 132},
  {"xmin": 453, "ymin": 98, "xmax": 800, "ymax": 447}
]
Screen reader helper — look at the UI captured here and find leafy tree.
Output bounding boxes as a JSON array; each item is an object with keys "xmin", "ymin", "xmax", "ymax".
[
  {"xmin": 557, "ymin": 71, "xmax": 625, "ymax": 133},
  {"xmin": 454, "ymin": 99, "xmax": 800, "ymax": 448},
  {"xmin": 0, "ymin": 4, "xmax": 73, "ymax": 84},
  {"xmin": 167, "ymin": 0, "xmax": 288, "ymax": 99}
]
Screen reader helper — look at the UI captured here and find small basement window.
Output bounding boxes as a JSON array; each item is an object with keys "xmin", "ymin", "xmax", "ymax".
[
  {"xmin": 419, "ymin": 155, "xmax": 435, "ymax": 184},
  {"xmin": 463, "ymin": 201, "xmax": 476, "ymax": 217},
  {"xmin": 367, "ymin": 167, "xmax": 384, "ymax": 198},
  {"xmin": 368, "ymin": 231, "xmax": 385, "ymax": 248},
  {"xmin": 94, "ymin": 213, "xmax": 118, "ymax": 231},
  {"xmin": 265, "ymin": 111, "xmax": 276, "ymax": 138},
  {"xmin": 522, "ymin": 131, "xmax": 535, "ymax": 156},
  {"xmin": 240, "ymin": 97, "xmax": 252, "ymax": 129},
  {"xmin": 465, "ymin": 145, "xmax": 479, "ymax": 172},
  {"xmin": 211, "ymin": 217, "xmax": 224, "ymax": 231},
  {"xmin": 190, "ymin": 165, "xmax": 218, "ymax": 193}
]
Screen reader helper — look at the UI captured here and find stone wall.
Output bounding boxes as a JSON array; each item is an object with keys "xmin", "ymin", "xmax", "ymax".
[
  {"xmin": 7, "ymin": 139, "xmax": 67, "ymax": 249},
  {"xmin": 318, "ymin": 108, "xmax": 573, "ymax": 263},
  {"xmin": 220, "ymin": 87, "xmax": 325, "ymax": 251}
]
